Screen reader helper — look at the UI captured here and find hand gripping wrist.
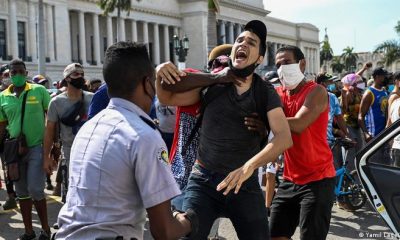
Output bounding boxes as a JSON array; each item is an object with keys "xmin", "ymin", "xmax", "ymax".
[
  {"xmin": 184, "ymin": 208, "xmax": 199, "ymax": 238},
  {"xmin": 173, "ymin": 208, "xmax": 198, "ymax": 238}
]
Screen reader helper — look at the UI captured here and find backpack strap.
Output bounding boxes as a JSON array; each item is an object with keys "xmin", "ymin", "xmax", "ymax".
[
  {"xmin": 20, "ymin": 90, "xmax": 30, "ymax": 136},
  {"xmin": 253, "ymin": 74, "xmax": 270, "ymax": 145}
]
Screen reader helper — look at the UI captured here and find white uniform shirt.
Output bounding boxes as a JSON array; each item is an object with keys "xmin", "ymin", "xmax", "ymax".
[{"xmin": 56, "ymin": 98, "xmax": 180, "ymax": 240}]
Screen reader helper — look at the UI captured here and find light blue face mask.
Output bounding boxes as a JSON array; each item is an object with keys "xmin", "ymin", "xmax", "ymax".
[
  {"xmin": 327, "ymin": 84, "xmax": 336, "ymax": 92},
  {"xmin": 388, "ymin": 84, "xmax": 395, "ymax": 92}
]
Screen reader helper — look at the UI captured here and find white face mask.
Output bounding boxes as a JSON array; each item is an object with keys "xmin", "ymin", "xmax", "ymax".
[
  {"xmin": 277, "ymin": 63, "xmax": 305, "ymax": 90},
  {"xmin": 356, "ymin": 82, "xmax": 366, "ymax": 90}
]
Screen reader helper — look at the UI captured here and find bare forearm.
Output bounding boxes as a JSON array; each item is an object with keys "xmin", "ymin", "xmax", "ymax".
[
  {"xmin": 161, "ymin": 73, "xmax": 219, "ymax": 93},
  {"xmin": 43, "ymin": 127, "xmax": 55, "ymax": 157},
  {"xmin": 336, "ymin": 115, "xmax": 349, "ymax": 136},
  {"xmin": 287, "ymin": 117, "xmax": 308, "ymax": 134},
  {"xmin": 246, "ymin": 132, "xmax": 292, "ymax": 170}
]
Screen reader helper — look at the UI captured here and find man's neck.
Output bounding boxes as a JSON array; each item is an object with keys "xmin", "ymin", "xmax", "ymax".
[
  {"xmin": 288, "ymin": 80, "xmax": 306, "ymax": 96},
  {"xmin": 372, "ymin": 83, "xmax": 383, "ymax": 90},
  {"xmin": 11, "ymin": 84, "xmax": 26, "ymax": 97},
  {"xmin": 234, "ymin": 74, "xmax": 253, "ymax": 95},
  {"xmin": 66, "ymin": 86, "xmax": 82, "ymax": 100}
]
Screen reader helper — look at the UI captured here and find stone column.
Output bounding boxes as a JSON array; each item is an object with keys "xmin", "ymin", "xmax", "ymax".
[
  {"xmin": 228, "ymin": 22, "xmax": 234, "ymax": 44},
  {"xmin": 235, "ymin": 23, "xmax": 241, "ymax": 39},
  {"xmin": 47, "ymin": 4, "xmax": 55, "ymax": 61},
  {"xmin": 28, "ymin": 1, "xmax": 37, "ymax": 62},
  {"xmin": 9, "ymin": 0, "xmax": 18, "ymax": 59},
  {"xmin": 107, "ymin": 16, "xmax": 113, "ymax": 47},
  {"xmin": 219, "ymin": 20, "xmax": 226, "ymax": 44},
  {"xmin": 152, "ymin": 23, "xmax": 160, "ymax": 65},
  {"xmin": 131, "ymin": 20, "xmax": 137, "ymax": 42},
  {"xmin": 78, "ymin": 11, "xmax": 86, "ymax": 64},
  {"xmin": 118, "ymin": 17, "xmax": 126, "ymax": 41},
  {"xmin": 54, "ymin": 2, "xmax": 71, "ymax": 64},
  {"xmin": 143, "ymin": 21, "xmax": 149, "ymax": 50},
  {"xmin": 163, "ymin": 24, "xmax": 170, "ymax": 62},
  {"xmin": 92, "ymin": 13, "xmax": 101, "ymax": 65}
]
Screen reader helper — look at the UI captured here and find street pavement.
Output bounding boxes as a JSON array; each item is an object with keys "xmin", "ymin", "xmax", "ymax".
[{"xmin": 0, "ymin": 172, "xmax": 393, "ymax": 240}]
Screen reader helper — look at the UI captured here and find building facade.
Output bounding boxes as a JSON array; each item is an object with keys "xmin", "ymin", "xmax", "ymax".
[{"xmin": 0, "ymin": 0, "xmax": 320, "ymax": 82}]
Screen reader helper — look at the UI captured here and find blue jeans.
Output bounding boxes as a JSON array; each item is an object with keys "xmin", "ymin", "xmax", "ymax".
[
  {"xmin": 182, "ymin": 164, "xmax": 269, "ymax": 240},
  {"xmin": 14, "ymin": 145, "xmax": 46, "ymax": 200}
]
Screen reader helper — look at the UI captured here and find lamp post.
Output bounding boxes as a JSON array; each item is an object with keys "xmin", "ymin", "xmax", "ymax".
[{"xmin": 173, "ymin": 35, "xmax": 189, "ymax": 70}]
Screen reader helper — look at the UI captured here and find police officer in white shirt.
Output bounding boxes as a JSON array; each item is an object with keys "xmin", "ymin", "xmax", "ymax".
[{"xmin": 55, "ymin": 42, "xmax": 196, "ymax": 240}]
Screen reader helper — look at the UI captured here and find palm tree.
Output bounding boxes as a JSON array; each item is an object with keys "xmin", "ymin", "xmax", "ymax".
[
  {"xmin": 374, "ymin": 20, "xmax": 400, "ymax": 66},
  {"xmin": 320, "ymin": 41, "xmax": 333, "ymax": 66},
  {"xmin": 207, "ymin": 0, "xmax": 219, "ymax": 54},
  {"xmin": 330, "ymin": 56, "xmax": 345, "ymax": 74},
  {"xmin": 97, "ymin": 0, "xmax": 137, "ymax": 42},
  {"xmin": 341, "ymin": 46, "xmax": 358, "ymax": 72}
]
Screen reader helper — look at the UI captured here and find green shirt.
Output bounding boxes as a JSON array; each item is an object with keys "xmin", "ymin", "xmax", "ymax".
[{"xmin": 0, "ymin": 83, "xmax": 50, "ymax": 147}]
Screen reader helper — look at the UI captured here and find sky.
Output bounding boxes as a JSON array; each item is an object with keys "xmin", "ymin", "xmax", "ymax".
[{"xmin": 263, "ymin": 0, "xmax": 399, "ymax": 55}]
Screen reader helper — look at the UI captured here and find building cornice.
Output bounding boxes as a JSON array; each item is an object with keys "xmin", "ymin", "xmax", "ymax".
[
  {"xmin": 219, "ymin": 0, "xmax": 270, "ymax": 16},
  {"xmin": 80, "ymin": 0, "xmax": 181, "ymax": 19},
  {"xmin": 131, "ymin": 6, "xmax": 181, "ymax": 19}
]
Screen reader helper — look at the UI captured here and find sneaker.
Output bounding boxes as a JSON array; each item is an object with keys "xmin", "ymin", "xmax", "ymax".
[
  {"xmin": 52, "ymin": 222, "xmax": 59, "ymax": 230},
  {"xmin": 3, "ymin": 198, "xmax": 18, "ymax": 210},
  {"xmin": 38, "ymin": 230, "xmax": 51, "ymax": 240},
  {"xmin": 46, "ymin": 182, "xmax": 54, "ymax": 191},
  {"xmin": 52, "ymin": 183, "xmax": 61, "ymax": 196},
  {"xmin": 18, "ymin": 232, "xmax": 36, "ymax": 240}
]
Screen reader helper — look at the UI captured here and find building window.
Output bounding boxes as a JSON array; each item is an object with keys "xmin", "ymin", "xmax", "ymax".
[
  {"xmin": 17, "ymin": 21, "xmax": 26, "ymax": 61},
  {"xmin": 0, "ymin": 20, "xmax": 7, "ymax": 60}
]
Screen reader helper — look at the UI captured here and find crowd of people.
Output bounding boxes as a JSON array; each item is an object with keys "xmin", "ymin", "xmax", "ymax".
[{"xmin": 0, "ymin": 18, "xmax": 398, "ymax": 240}]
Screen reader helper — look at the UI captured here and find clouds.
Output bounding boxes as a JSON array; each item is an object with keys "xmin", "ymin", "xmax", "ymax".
[{"xmin": 263, "ymin": 0, "xmax": 399, "ymax": 54}]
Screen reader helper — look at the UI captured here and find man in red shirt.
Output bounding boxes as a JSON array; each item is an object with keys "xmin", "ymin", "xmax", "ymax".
[{"xmin": 270, "ymin": 46, "xmax": 336, "ymax": 240}]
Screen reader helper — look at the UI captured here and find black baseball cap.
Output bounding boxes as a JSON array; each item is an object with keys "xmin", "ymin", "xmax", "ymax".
[
  {"xmin": 244, "ymin": 20, "xmax": 267, "ymax": 56},
  {"xmin": 0, "ymin": 64, "xmax": 8, "ymax": 74},
  {"xmin": 372, "ymin": 67, "xmax": 388, "ymax": 77},
  {"xmin": 316, "ymin": 73, "xmax": 338, "ymax": 84}
]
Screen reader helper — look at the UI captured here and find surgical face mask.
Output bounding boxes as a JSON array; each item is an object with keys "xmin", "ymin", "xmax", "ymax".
[
  {"xmin": 357, "ymin": 82, "xmax": 366, "ymax": 90},
  {"xmin": 277, "ymin": 63, "xmax": 305, "ymax": 90},
  {"xmin": 327, "ymin": 84, "xmax": 336, "ymax": 92},
  {"xmin": 388, "ymin": 84, "xmax": 395, "ymax": 92},
  {"xmin": 10, "ymin": 74, "xmax": 26, "ymax": 87},
  {"xmin": 228, "ymin": 59, "xmax": 258, "ymax": 78}
]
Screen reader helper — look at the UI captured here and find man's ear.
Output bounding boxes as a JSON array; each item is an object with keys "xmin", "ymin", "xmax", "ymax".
[
  {"xmin": 257, "ymin": 55, "xmax": 264, "ymax": 65},
  {"xmin": 299, "ymin": 59, "xmax": 306, "ymax": 73}
]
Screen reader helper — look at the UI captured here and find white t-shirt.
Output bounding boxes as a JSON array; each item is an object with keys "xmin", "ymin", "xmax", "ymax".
[{"xmin": 390, "ymin": 98, "xmax": 400, "ymax": 149}]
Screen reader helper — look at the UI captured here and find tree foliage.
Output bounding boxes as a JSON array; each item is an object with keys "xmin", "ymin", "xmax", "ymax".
[
  {"xmin": 97, "ymin": 0, "xmax": 133, "ymax": 16},
  {"xmin": 320, "ymin": 40, "xmax": 333, "ymax": 65},
  {"xmin": 331, "ymin": 56, "xmax": 345, "ymax": 73},
  {"xmin": 374, "ymin": 20, "xmax": 400, "ymax": 66},
  {"xmin": 341, "ymin": 46, "xmax": 358, "ymax": 72}
]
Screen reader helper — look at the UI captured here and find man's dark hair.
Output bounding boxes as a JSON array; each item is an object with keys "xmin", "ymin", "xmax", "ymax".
[
  {"xmin": 103, "ymin": 42, "xmax": 154, "ymax": 98},
  {"xmin": 276, "ymin": 45, "xmax": 305, "ymax": 62},
  {"xmin": 394, "ymin": 71, "xmax": 400, "ymax": 81},
  {"xmin": 9, "ymin": 59, "xmax": 26, "ymax": 70},
  {"xmin": 244, "ymin": 28, "xmax": 266, "ymax": 57}
]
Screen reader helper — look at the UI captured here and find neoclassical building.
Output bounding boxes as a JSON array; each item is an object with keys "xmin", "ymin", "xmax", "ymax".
[{"xmin": 0, "ymin": 0, "xmax": 320, "ymax": 82}]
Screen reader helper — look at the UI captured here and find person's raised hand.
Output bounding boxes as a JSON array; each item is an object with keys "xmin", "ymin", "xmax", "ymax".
[
  {"xmin": 156, "ymin": 61, "xmax": 186, "ymax": 85},
  {"xmin": 215, "ymin": 67, "xmax": 246, "ymax": 86}
]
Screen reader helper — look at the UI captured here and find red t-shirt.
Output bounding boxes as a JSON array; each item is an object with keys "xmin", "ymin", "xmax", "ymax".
[{"xmin": 276, "ymin": 81, "xmax": 335, "ymax": 185}]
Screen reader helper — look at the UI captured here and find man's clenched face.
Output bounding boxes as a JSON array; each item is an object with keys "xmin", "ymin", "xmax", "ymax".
[{"xmin": 231, "ymin": 31, "xmax": 263, "ymax": 69}]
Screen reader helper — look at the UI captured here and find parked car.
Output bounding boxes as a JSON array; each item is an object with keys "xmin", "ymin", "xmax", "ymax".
[{"xmin": 356, "ymin": 119, "xmax": 400, "ymax": 238}]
